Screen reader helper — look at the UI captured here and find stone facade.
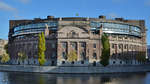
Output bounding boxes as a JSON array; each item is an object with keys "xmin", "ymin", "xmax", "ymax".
[
  {"xmin": 0, "ymin": 39, "xmax": 8, "ymax": 55},
  {"xmin": 8, "ymin": 15, "xmax": 147, "ymax": 66}
]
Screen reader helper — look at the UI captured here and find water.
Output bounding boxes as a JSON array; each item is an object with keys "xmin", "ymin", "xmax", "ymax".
[{"xmin": 0, "ymin": 72, "xmax": 150, "ymax": 84}]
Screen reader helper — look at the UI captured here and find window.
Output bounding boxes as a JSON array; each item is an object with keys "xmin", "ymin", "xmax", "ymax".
[
  {"xmin": 118, "ymin": 36, "xmax": 122, "ymax": 39},
  {"xmin": 52, "ymin": 43, "xmax": 55, "ymax": 48},
  {"xmin": 119, "ymin": 44, "xmax": 123, "ymax": 49},
  {"xmin": 93, "ymin": 53, "xmax": 97, "ymax": 59},
  {"xmin": 72, "ymin": 31, "xmax": 76, "ymax": 36},
  {"xmin": 81, "ymin": 42, "xmax": 86, "ymax": 47},
  {"xmin": 112, "ymin": 44, "xmax": 115, "ymax": 48},
  {"xmin": 62, "ymin": 52, "xmax": 67, "ymax": 59},
  {"xmin": 71, "ymin": 42, "xmax": 77, "ymax": 50},
  {"xmin": 93, "ymin": 43, "xmax": 96, "ymax": 48},
  {"xmin": 52, "ymin": 52, "xmax": 56, "ymax": 58},
  {"xmin": 124, "ymin": 44, "xmax": 128, "ymax": 49},
  {"xmin": 91, "ymin": 30, "xmax": 99, "ymax": 34},
  {"xmin": 112, "ymin": 35, "xmax": 116, "ymax": 38},
  {"xmin": 80, "ymin": 52, "xmax": 86, "ymax": 60},
  {"xmin": 62, "ymin": 42, "xmax": 67, "ymax": 49},
  {"xmin": 124, "ymin": 36, "xmax": 128, "ymax": 39}
]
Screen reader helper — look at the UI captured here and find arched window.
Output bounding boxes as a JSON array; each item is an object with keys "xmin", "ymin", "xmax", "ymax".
[{"xmin": 70, "ymin": 30, "xmax": 76, "ymax": 37}]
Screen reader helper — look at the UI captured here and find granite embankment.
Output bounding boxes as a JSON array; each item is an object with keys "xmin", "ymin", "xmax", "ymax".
[{"xmin": 0, "ymin": 65, "xmax": 150, "ymax": 73}]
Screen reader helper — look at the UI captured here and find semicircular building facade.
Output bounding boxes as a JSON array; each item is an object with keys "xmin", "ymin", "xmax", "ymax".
[{"xmin": 8, "ymin": 15, "xmax": 147, "ymax": 66}]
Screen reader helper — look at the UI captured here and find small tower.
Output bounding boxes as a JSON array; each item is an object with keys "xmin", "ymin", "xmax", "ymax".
[{"xmin": 45, "ymin": 24, "xmax": 49, "ymax": 37}]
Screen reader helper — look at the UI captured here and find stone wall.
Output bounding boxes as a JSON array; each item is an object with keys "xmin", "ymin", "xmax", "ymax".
[{"xmin": 0, "ymin": 65, "xmax": 150, "ymax": 73}]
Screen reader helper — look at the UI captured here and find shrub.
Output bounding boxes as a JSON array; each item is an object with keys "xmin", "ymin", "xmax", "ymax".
[
  {"xmin": 136, "ymin": 51, "xmax": 146, "ymax": 62},
  {"xmin": 0, "ymin": 53, "xmax": 10, "ymax": 63},
  {"xmin": 67, "ymin": 51, "xmax": 77, "ymax": 62},
  {"xmin": 18, "ymin": 52, "xmax": 27, "ymax": 61}
]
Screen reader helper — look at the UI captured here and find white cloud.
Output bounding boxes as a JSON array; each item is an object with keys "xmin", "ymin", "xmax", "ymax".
[
  {"xmin": 0, "ymin": 1, "xmax": 22, "ymax": 19},
  {"xmin": 0, "ymin": 1, "xmax": 17, "ymax": 12}
]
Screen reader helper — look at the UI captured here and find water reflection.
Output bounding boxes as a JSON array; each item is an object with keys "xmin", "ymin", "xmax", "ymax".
[{"xmin": 0, "ymin": 72, "xmax": 149, "ymax": 84}]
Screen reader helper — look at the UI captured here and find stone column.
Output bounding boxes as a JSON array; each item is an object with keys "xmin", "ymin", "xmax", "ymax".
[
  {"xmin": 57, "ymin": 42, "xmax": 62, "ymax": 60},
  {"xmin": 67, "ymin": 41, "xmax": 70, "ymax": 55},
  {"xmin": 86, "ymin": 42, "xmax": 88, "ymax": 61},
  {"xmin": 77, "ymin": 42, "xmax": 80, "ymax": 61}
]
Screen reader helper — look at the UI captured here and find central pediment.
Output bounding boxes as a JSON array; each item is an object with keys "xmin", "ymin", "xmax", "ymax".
[{"xmin": 57, "ymin": 26, "xmax": 89, "ymax": 38}]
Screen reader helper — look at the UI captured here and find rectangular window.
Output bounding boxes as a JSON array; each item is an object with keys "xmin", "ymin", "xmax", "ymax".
[
  {"xmin": 62, "ymin": 52, "xmax": 67, "ymax": 59},
  {"xmin": 52, "ymin": 43, "xmax": 55, "ymax": 48},
  {"xmin": 112, "ymin": 44, "xmax": 115, "ymax": 48},
  {"xmin": 124, "ymin": 44, "xmax": 128, "ymax": 49},
  {"xmin": 93, "ymin": 43, "xmax": 96, "ymax": 48},
  {"xmin": 62, "ymin": 42, "xmax": 67, "ymax": 49},
  {"xmin": 118, "ymin": 36, "xmax": 122, "ymax": 39},
  {"xmin": 80, "ymin": 42, "xmax": 86, "ymax": 47},
  {"xmin": 119, "ymin": 44, "xmax": 123, "ymax": 49},
  {"xmin": 124, "ymin": 36, "xmax": 128, "ymax": 39},
  {"xmin": 71, "ymin": 42, "xmax": 77, "ymax": 50},
  {"xmin": 93, "ymin": 52, "xmax": 97, "ymax": 59},
  {"xmin": 112, "ymin": 35, "xmax": 116, "ymax": 38},
  {"xmin": 80, "ymin": 52, "xmax": 86, "ymax": 60},
  {"xmin": 52, "ymin": 52, "xmax": 55, "ymax": 58}
]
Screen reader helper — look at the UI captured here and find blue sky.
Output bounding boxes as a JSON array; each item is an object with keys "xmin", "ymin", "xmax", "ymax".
[{"xmin": 0, "ymin": 0, "xmax": 150, "ymax": 45}]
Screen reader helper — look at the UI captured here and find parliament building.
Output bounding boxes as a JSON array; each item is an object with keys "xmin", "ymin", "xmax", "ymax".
[{"xmin": 8, "ymin": 15, "xmax": 147, "ymax": 66}]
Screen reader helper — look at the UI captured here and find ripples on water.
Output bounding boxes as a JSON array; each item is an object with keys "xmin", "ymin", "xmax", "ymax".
[{"xmin": 0, "ymin": 72, "xmax": 150, "ymax": 84}]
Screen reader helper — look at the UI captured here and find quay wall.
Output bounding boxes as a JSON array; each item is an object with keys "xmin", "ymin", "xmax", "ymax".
[{"xmin": 0, "ymin": 65, "xmax": 150, "ymax": 73}]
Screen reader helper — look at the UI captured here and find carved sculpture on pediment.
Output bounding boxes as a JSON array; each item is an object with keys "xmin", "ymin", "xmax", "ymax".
[{"xmin": 67, "ymin": 30, "xmax": 79, "ymax": 38}]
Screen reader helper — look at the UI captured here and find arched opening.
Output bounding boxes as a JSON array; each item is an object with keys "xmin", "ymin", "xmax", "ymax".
[
  {"xmin": 62, "ymin": 61, "xmax": 65, "ymax": 64},
  {"xmin": 81, "ymin": 61, "xmax": 84, "ymax": 64},
  {"xmin": 71, "ymin": 61, "xmax": 74, "ymax": 64},
  {"xmin": 51, "ymin": 61, "xmax": 55, "ymax": 66},
  {"xmin": 93, "ymin": 61, "xmax": 96, "ymax": 66}
]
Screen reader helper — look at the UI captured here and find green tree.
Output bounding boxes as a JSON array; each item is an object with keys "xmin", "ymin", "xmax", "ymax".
[
  {"xmin": 0, "ymin": 53, "xmax": 10, "ymax": 63},
  {"xmin": 100, "ymin": 33, "xmax": 110, "ymax": 66},
  {"xmin": 18, "ymin": 52, "xmax": 27, "ymax": 61},
  {"xmin": 67, "ymin": 51, "xmax": 77, "ymax": 62},
  {"xmin": 0, "ymin": 43, "xmax": 10, "ymax": 63},
  {"xmin": 38, "ymin": 32, "xmax": 46, "ymax": 66}
]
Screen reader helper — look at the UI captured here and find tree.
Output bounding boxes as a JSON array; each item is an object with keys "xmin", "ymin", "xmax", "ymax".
[
  {"xmin": 0, "ymin": 53, "xmax": 10, "ymax": 63},
  {"xmin": 0, "ymin": 43, "xmax": 10, "ymax": 63},
  {"xmin": 67, "ymin": 50, "xmax": 77, "ymax": 62},
  {"xmin": 18, "ymin": 52, "xmax": 27, "ymax": 61},
  {"xmin": 100, "ymin": 33, "xmax": 110, "ymax": 66},
  {"xmin": 38, "ymin": 32, "xmax": 46, "ymax": 66},
  {"xmin": 136, "ymin": 51, "xmax": 146, "ymax": 62}
]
